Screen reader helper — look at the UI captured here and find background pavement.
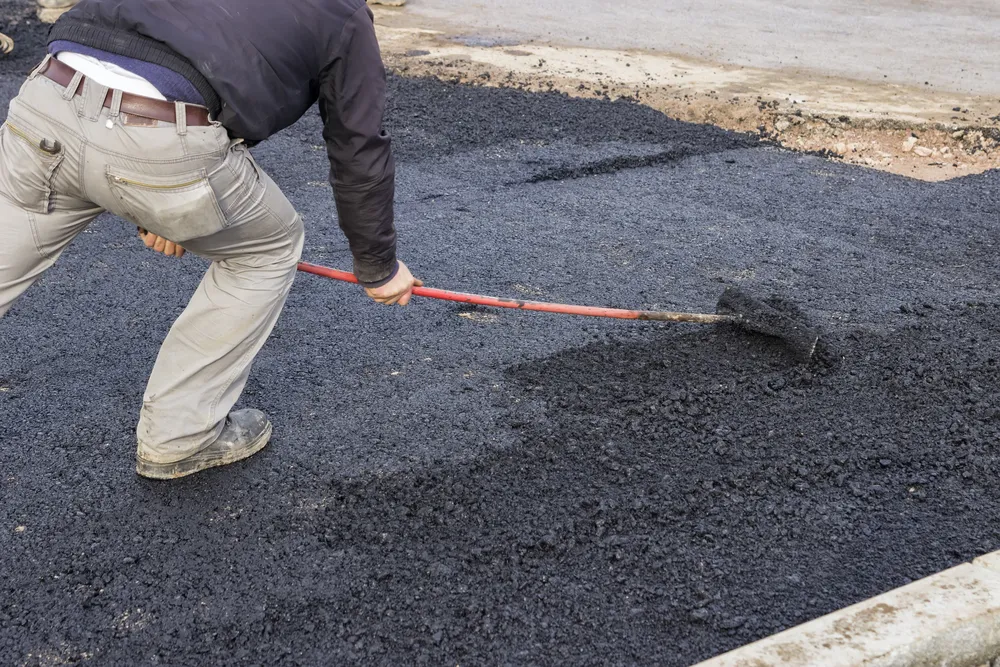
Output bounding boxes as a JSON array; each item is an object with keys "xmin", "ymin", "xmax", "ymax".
[{"xmin": 399, "ymin": 0, "xmax": 1000, "ymax": 96}]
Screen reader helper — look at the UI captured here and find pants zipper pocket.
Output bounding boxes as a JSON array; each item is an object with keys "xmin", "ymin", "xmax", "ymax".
[
  {"xmin": 5, "ymin": 121, "xmax": 61, "ymax": 156},
  {"xmin": 111, "ymin": 175, "xmax": 204, "ymax": 190}
]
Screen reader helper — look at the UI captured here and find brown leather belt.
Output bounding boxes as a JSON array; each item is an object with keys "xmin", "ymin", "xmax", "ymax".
[{"xmin": 38, "ymin": 57, "xmax": 212, "ymax": 127}]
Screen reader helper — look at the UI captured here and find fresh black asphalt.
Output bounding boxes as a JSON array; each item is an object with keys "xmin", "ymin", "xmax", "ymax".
[{"xmin": 2, "ymin": 4, "xmax": 1000, "ymax": 665}]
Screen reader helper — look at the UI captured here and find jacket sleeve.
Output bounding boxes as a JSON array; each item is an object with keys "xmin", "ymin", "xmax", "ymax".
[{"xmin": 318, "ymin": 5, "xmax": 397, "ymax": 287}]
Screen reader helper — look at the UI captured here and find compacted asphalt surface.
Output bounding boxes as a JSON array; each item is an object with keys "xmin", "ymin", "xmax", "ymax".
[{"xmin": 2, "ymin": 5, "xmax": 1000, "ymax": 665}]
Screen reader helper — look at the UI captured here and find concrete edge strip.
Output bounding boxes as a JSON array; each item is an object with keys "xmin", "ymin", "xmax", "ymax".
[{"xmin": 692, "ymin": 551, "xmax": 1000, "ymax": 667}]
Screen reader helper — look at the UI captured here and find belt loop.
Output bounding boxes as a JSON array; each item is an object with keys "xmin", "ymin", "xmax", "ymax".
[
  {"xmin": 174, "ymin": 101, "xmax": 188, "ymax": 136},
  {"xmin": 28, "ymin": 54, "xmax": 52, "ymax": 80},
  {"xmin": 109, "ymin": 89, "xmax": 124, "ymax": 120},
  {"xmin": 62, "ymin": 71, "xmax": 83, "ymax": 101},
  {"xmin": 80, "ymin": 80, "xmax": 107, "ymax": 121}
]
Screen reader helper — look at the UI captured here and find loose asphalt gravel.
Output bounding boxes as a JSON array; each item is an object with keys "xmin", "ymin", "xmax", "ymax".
[{"xmin": 2, "ymin": 4, "xmax": 1000, "ymax": 665}]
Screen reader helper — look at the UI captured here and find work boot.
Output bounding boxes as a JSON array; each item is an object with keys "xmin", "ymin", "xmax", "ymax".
[
  {"xmin": 37, "ymin": 0, "xmax": 77, "ymax": 24},
  {"xmin": 136, "ymin": 409, "xmax": 272, "ymax": 480}
]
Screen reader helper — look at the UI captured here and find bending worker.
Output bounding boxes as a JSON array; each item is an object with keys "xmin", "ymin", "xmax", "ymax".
[{"xmin": 0, "ymin": 0, "xmax": 421, "ymax": 479}]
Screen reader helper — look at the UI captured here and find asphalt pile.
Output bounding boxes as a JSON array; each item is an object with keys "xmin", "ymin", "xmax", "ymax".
[{"xmin": 2, "ymin": 8, "xmax": 1000, "ymax": 666}]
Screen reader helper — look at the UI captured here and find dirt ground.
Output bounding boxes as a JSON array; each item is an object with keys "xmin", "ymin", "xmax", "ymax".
[
  {"xmin": 371, "ymin": 7, "xmax": 1000, "ymax": 183},
  {"xmin": 1, "ymin": 4, "xmax": 1000, "ymax": 667}
]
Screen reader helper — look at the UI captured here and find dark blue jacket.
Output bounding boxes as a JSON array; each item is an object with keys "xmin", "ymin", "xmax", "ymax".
[{"xmin": 50, "ymin": 0, "xmax": 397, "ymax": 285}]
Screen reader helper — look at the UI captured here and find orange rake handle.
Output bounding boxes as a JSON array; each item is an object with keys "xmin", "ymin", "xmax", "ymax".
[{"xmin": 297, "ymin": 261, "xmax": 734, "ymax": 325}]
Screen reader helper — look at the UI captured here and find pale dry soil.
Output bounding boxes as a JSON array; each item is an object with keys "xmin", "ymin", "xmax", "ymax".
[{"xmin": 371, "ymin": 7, "xmax": 1000, "ymax": 183}]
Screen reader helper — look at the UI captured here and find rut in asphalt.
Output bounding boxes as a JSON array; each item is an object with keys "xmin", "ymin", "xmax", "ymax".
[{"xmin": 2, "ymin": 8, "xmax": 1000, "ymax": 666}]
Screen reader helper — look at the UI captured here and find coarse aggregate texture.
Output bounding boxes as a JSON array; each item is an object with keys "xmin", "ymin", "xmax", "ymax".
[{"xmin": 2, "ymin": 9, "xmax": 1000, "ymax": 666}]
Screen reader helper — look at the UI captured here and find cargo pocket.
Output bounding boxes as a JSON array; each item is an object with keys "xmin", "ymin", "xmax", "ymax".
[
  {"xmin": 0, "ymin": 120, "xmax": 65, "ymax": 214},
  {"xmin": 107, "ymin": 166, "xmax": 228, "ymax": 244}
]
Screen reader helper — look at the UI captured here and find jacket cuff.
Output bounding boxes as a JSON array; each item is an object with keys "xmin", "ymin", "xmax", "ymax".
[{"xmin": 356, "ymin": 259, "xmax": 399, "ymax": 288}]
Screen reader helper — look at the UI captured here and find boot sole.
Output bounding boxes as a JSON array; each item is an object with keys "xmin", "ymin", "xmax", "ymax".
[{"xmin": 136, "ymin": 423, "xmax": 272, "ymax": 480}]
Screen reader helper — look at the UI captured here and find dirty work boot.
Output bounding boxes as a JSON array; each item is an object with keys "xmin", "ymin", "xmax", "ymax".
[
  {"xmin": 136, "ymin": 409, "xmax": 273, "ymax": 480},
  {"xmin": 37, "ymin": 0, "xmax": 78, "ymax": 24}
]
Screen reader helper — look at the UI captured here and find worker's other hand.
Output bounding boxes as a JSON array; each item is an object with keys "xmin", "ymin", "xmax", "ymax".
[
  {"xmin": 364, "ymin": 261, "xmax": 422, "ymax": 306},
  {"xmin": 138, "ymin": 228, "xmax": 185, "ymax": 258}
]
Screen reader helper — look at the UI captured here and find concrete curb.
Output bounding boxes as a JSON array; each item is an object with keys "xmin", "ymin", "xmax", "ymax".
[{"xmin": 693, "ymin": 552, "xmax": 1000, "ymax": 667}]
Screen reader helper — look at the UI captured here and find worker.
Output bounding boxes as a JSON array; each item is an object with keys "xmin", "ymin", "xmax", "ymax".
[{"xmin": 0, "ymin": 0, "xmax": 420, "ymax": 479}]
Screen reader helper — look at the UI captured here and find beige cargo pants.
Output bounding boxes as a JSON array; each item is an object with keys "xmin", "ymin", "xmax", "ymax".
[{"xmin": 0, "ymin": 57, "xmax": 304, "ymax": 464}]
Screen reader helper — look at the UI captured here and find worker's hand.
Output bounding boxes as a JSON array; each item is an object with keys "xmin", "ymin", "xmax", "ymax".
[
  {"xmin": 364, "ymin": 261, "xmax": 422, "ymax": 306},
  {"xmin": 138, "ymin": 228, "xmax": 185, "ymax": 258}
]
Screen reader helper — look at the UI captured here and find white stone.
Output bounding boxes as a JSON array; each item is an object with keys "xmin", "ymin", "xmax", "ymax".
[
  {"xmin": 694, "ymin": 563, "xmax": 1000, "ymax": 667},
  {"xmin": 902, "ymin": 136, "xmax": 918, "ymax": 152},
  {"xmin": 914, "ymin": 146, "xmax": 934, "ymax": 157},
  {"xmin": 974, "ymin": 552, "xmax": 1000, "ymax": 572}
]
